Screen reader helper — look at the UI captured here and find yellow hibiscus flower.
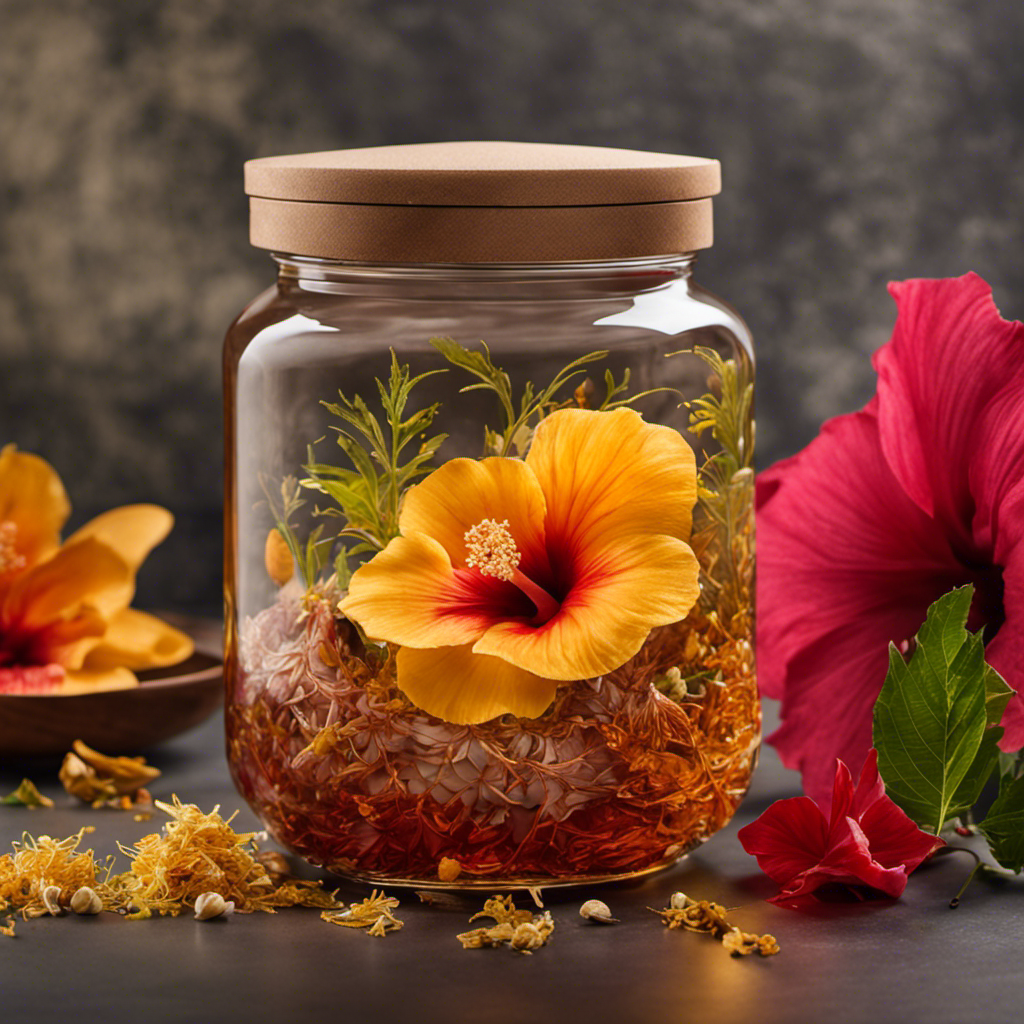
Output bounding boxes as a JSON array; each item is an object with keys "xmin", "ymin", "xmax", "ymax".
[
  {"xmin": 0, "ymin": 445, "xmax": 193, "ymax": 694},
  {"xmin": 340, "ymin": 408, "xmax": 700, "ymax": 724}
]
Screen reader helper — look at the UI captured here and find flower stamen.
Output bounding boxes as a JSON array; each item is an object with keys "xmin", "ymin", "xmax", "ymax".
[
  {"xmin": 464, "ymin": 518, "xmax": 559, "ymax": 624},
  {"xmin": 464, "ymin": 519, "xmax": 521, "ymax": 582}
]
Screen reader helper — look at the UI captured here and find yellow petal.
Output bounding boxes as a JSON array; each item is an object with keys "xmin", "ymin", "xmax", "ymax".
[
  {"xmin": 340, "ymin": 533, "xmax": 511, "ymax": 648},
  {"xmin": 60, "ymin": 666, "xmax": 139, "ymax": 695},
  {"xmin": 474, "ymin": 533, "xmax": 701, "ymax": 680},
  {"xmin": 398, "ymin": 457, "xmax": 549, "ymax": 573},
  {"xmin": 3, "ymin": 537, "xmax": 133, "ymax": 630},
  {"xmin": 0, "ymin": 445, "xmax": 71, "ymax": 570},
  {"xmin": 82, "ymin": 608, "xmax": 194, "ymax": 671},
  {"xmin": 58, "ymin": 506, "xmax": 171, "ymax": 618},
  {"xmin": 65, "ymin": 504, "xmax": 173, "ymax": 572},
  {"xmin": 397, "ymin": 644, "xmax": 558, "ymax": 724},
  {"xmin": 525, "ymin": 408, "xmax": 698, "ymax": 552}
]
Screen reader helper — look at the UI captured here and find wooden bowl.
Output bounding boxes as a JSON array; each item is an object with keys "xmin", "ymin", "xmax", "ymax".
[{"xmin": 0, "ymin": 621, "xmax": 223, "ymax": 757}]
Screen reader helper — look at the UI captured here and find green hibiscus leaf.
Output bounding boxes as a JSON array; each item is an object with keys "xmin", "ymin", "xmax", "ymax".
[
  {"xmin": 872, "ymin": 585, "xmax": 1009, "ymax": 834},
  {"xmin": 980, "ymin": 772, "xmax": 1024, "ymax": 872}
]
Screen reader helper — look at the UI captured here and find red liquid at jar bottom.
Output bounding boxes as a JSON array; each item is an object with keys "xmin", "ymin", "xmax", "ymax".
[{"xmin": 226, "ymin": 595, "xmax": 760, "ymax": 886}]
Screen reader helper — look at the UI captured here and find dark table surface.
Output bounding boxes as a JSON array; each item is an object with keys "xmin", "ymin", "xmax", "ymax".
[{"xmin": 1, "ymin": 685, "xmax": 1020, "ymax": 1024}]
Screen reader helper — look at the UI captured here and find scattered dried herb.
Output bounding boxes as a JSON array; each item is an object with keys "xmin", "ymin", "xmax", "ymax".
[
  {"xmin": 116, "ymin": 797, "xmax": 341, "ymax": 917},
  {"xmin": 653, "ymin": 892, "xmax": 779, "ymax": 958},
  {"xmin": 0, "ymin": 829, "xmax": 120, "ymax": 919},
  {"xmin": 1, "ymin": 778, "xmax": 54, "ymax": 808},
  {"xmin": 457, "ymin": 895, "xmax": 554, "ymax": 954},
  {"xmin": 321, "ymin": 890, "xmax": 403, "ymax": 937}
]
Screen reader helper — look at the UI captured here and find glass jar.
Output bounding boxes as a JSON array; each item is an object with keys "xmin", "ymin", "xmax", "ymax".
[{"xmin": 224, "ymin": 143, "xmax": 758, "ymax": 888}]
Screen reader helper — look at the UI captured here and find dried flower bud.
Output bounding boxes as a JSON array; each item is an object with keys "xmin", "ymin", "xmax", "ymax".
[
  {"xmin": 438, "ymin": 857, "xmax": 462, "ymax": 883},
  {"xmin": 669, "ymin": 891, "xmax": 692, "ymax": 910},
  {"xmin": 579, "ymin": 899, "xmax": 618, "ymax": 924},
  {"xmin": 264, "ymin": 528, "xmax": 294, "ymax": 586},
  {"xmin": 41, "ymin": 885, "xmax": 64, "ymax": 916},
  {"xmin": 70, "ymin": 887, "xmax": 103, "ymax": 915},
  {"xmin": 194, "ymin": 892, "xmax": 234, "ymax": 921}
]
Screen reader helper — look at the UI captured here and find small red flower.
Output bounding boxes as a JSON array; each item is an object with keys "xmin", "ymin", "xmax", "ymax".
[
  {"xmin": 757, "ymin": 274, "xmax": 1024, "ymax": 802},
  {"xmin": 738, "ymin": 751, "xmax": 944, "ymax": 907}
]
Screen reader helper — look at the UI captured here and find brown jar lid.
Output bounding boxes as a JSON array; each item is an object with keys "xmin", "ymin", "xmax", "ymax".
[{"xmin": 245, "ymin": 141, "xmax": 720, "ymax": 263}]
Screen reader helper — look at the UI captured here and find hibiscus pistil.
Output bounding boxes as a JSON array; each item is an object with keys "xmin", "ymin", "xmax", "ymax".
[{"xmin": 463, "ymin": 517, "xmax": 559, "ymax": 624}]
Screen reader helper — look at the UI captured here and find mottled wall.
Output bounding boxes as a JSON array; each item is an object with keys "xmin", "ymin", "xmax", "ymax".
[{"xmin": 1, "ymin": 0, "xmax": 1022, "ymax": 611}]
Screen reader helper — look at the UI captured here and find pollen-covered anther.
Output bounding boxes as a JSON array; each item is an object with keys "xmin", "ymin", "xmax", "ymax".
[
  {"xmin": 0, "ymin": 521, "xmax": 25, "ymax": 576},
  {"xmin": 464, "ymin": 519, "xmax": 521, "ymax": 582}
]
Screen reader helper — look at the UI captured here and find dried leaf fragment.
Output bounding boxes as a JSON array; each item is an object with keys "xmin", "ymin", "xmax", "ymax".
[
  {"xmin": 1, "ymin": 778, "xmax": 54, "ymax": 808},
  {"xmin": 1, "ymin": 917, "xmax": 15, "ymax": 937},
  {"xmin": 415, "ymin": 890, "xmax": 466, "ymax": 910}
]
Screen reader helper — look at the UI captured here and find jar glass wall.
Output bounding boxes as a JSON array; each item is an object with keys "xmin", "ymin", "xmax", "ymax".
[{"xmin": 224, "ymin": 254, "xmax": 758, "ymax": 887}]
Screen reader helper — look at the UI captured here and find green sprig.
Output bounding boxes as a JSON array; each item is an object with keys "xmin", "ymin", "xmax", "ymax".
[{"xmin": 302, "ymin": 351, "xmax": 448, "ymax": 554}]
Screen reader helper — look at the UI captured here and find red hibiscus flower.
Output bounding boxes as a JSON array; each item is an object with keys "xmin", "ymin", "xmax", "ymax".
[
  {"xmin": 757, "ymin": 274, "xmax": 1024, "ymax": 802},
  {"xmin": 738, "ymin": 751, "xmax": 944, "ymax": 906}
]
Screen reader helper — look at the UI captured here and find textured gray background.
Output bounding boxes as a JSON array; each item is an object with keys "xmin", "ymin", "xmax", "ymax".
[{"xmin": 1, "ymin": 0, "xmax": 1022, "ymax": 612}]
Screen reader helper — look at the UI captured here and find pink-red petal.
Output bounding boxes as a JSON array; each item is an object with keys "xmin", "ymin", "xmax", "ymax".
[
  {"xmin": 757, "ymin": 406, "xmax": 968, "ymax": 801},
  {"xmin": 874, "ymin": 274, "xmax": 1024, "ymax": 537},
  {"xmin": 736, "ymin": 796, "xmax": 829, "ymax": 885},
  {"xmin": 852, "ymin": 751, "xmax": 945, "ymax": 873}
]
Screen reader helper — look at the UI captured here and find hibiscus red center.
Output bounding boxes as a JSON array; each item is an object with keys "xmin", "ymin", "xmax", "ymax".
[{"xmin": 962, "ymin": 557, "xmax": 1005, "ymax": 642}]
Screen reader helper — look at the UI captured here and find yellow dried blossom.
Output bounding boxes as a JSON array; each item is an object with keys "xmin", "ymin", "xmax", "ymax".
[
  {"xmin": 321, "ymin": 890, "xmax": 403, "ymax": 936},
  {"xmin": 653, "ymin": 892, "xmax": 779, "ymax": 958},
  {"xmin": 0, "ymin": 829, "xmax": 119, "ymax": 919},
  {"xmin": 59, "ymin": 740, "xmax": 160, "ymax": 807},
  {"xmin": 458, "ymin": 895, "xmax": 555, "ymax": 954},
  {"xmin": 115, "ymin": 796, "xmax": 342, "ymax": 916}
]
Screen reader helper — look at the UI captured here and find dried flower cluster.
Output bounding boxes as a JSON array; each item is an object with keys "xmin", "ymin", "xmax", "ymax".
[
  {"xmin": 456, "ymin": 895, "xmax": 555, "ymax": 954},
  {"xmin": 0, "ymin": 799, "xmax": 344, "ymax": 937},
  {"xmin": 0, "ymin": 828, "xmax": 118, "ymax": 922},
  {"xmin": 118, "ymin": 797, "xmax": 340, "ymax": 917},
  {"xmin": 320, "ymin": 890, "xmax": 404, "ymax": 937},
  {"xmin": 654, "ymin": 892, "xmax": 779, "ymax": 958},
  {"xmin": 59, "ymin": 740, "xmax": 160, "ymax": 808}
]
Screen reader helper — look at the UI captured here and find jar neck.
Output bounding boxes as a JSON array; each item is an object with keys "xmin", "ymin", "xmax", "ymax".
[{"xmin": 272, "ymin": 254, "xmax": 696, "ymax": 300}]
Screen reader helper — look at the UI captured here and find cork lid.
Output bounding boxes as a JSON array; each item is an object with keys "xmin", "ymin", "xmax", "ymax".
[{"xmin": 245, "ymin": 141, "xmax": 721, "ymax": 263}]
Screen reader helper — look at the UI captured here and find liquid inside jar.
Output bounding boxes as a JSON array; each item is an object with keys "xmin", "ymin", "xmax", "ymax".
[{"xmin": 226, "ymin": 263, "xmax": 759, "ymax": 887}]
